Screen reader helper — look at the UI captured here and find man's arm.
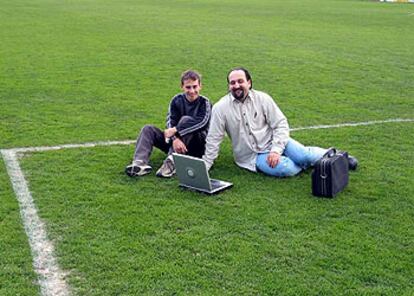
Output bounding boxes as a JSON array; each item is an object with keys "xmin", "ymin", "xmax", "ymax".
[
  {"xmin": 176, "ymin": 98, "xmax": 211, "ymax": 137},
  {"xmin": 263, "ymin": 94, "xmax": 289, "ymax": 167},
  {"xmin": 164, "ymin": 96, "xmax": 182, "ymax": 142},
  {"xmin": 166, "ymin": 96, "xmax": 181, "ymax": 130},
  {"xmin": 202, "ymin": 104, "xmax": 226, "ymax": 170},
  {"xmin": 264, "ymin": 95, "xmax": 289, "ymax": 154}
]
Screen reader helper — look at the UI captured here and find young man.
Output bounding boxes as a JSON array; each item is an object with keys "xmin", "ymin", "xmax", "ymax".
[
  {"xmin": 202, "ymin": 67, "xmax": 357, "ymax": 177},
  {"xmin": 126, "ymin": 70, "xmax": 211, "ymax": 178}
]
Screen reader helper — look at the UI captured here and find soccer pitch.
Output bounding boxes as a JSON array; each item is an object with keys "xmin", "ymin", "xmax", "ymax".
[{"xmin": 1, "ymin": 0, "xmax": 413, "ymax": 295}]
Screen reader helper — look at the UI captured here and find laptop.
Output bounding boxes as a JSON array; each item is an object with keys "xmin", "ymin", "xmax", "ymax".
[{"xmin": 172, "ymin": 153, "xmax": 233, "ymax": 194}]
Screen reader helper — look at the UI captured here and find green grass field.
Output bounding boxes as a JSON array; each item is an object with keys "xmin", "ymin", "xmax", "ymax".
[{"xmin": 1, "ymin": 0, "xmax": 413, "ymax": 295}]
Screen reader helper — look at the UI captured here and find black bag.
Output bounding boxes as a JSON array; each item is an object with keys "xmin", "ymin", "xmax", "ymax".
[{"xmin": 312, "ymin": 148, "xmax": 349, "ymax": 198}]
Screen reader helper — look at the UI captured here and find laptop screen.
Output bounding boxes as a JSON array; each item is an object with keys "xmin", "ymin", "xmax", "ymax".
[{"xmin": 173, "ymin": 153, "xmax": 212, "ymax": 191}]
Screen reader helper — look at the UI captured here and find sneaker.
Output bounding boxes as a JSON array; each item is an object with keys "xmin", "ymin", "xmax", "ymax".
[
  {"xmin": 156, "ymin": 157, "xmax": 176, "ymax": 178},
  {"xmin": 348, "ymin": 155, "xmax": 358, "ymax": 171},
  {"xmin": 125, "ymin": 162, "xmax": 152, "ymax": 177}
]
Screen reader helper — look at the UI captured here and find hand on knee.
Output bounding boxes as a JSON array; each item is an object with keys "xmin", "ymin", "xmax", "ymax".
[{"xmin": 256, "ymin": 155, "xmax": 301, "ymax": 177}]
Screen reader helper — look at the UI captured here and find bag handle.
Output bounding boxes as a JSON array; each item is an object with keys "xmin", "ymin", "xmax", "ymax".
[{"xmin": 323, "ymin": 147, "xmax": 337, "ymax": 158}]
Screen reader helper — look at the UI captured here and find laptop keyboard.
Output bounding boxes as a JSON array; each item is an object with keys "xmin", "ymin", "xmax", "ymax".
[{"xmin": 210, "ymin": 179, "xmax": 222, "ymax": 190}]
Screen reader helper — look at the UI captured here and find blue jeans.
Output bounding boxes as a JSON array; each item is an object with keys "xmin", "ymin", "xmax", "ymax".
[{"xmin": 256, "ymin": 138, "xmax": 326, "ymax": 177}]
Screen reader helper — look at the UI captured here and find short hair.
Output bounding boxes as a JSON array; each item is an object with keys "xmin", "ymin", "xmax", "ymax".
[
  {"xmin": 227, "ymin": 67, "xmax": 253, "ymax": 89},
  {"xmin": 181, "ymin": 70, "xmax": 201, "ymax": 85}
]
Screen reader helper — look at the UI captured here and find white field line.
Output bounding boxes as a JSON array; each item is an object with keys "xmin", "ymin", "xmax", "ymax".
[
  {"xmin": 290, "ymin": 118, "xmax": 414, "ymax": 131},
  {"xmin": 1, "ymin": 149, "xmax": 70, "ymax": 296},
  {"xmin": 0, "ymin": 117, "xmax": 413, "ymax": 296},
  {"xmin": 4, "ymin": 118, "xmax": 414, "ymax": 154},
  {"xmin": 10, "ymin": 139, "xmax": 136, "ymax": 154}
]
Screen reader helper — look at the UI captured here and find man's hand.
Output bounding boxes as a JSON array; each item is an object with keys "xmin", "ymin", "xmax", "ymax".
[
  {"xmin": 172, "ymin": 138, "xmax": 188, "ymax": 154},
  {"xmin": 164, "ymin": 127, "xmax": 177, "ymax": 139},
  {"xmin": 267, "ymin": 152, "xmax": 281, "ymax": 168}
]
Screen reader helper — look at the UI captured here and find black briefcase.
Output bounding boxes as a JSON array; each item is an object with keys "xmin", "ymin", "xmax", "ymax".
[{"xmin": 312, "ymin": 148, "xmax": 349, "ymax": 198}]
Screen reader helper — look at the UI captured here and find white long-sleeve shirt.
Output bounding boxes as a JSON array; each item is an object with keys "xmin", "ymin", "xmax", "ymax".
[{"xmin": 202, "ymin": 89, "xmax": 290, "ymax": 171}]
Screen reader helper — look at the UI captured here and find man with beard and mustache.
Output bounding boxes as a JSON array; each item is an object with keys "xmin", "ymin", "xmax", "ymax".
[{"xmin": 202, "ymin": 67, "xmax": 357, "ymax": 177}]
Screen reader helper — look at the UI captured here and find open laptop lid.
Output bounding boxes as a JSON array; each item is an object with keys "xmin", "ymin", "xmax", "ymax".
[{"xmin": 172, "ymin": 153, "xmax": 232, "ymax": 194}]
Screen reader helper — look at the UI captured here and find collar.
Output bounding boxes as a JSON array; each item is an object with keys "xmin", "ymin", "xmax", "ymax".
[{"xmin": 184, "ymin": 93, "xmax": 200, "ymax": 103}]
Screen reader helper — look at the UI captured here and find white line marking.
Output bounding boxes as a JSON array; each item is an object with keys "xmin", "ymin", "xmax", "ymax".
[
  {"xmin": 0, "ymin": 117, "xmax": 413, "ymax": 296},
  {"xmin": 10, "ymin": 140, "xmax": 135, "ymax": 153},
  {"xmin": 1, "ymin": 150, "xmax": 70, "ymax": 296},
  {"xmin": 290, "ymin": 118, "xmax": 414, "ymax": 131},
  {"xmin": 4, "ymin": 118, "xmax": 413, "ymax": 153}
]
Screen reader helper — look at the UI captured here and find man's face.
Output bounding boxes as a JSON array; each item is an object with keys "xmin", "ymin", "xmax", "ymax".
[
  {"xmin": 182, "ymin": 79, "xmax": 201, "ymax": 101},
  {"xmin": 228, "ymin": 70, "xmax": 251, "ymax": 100}
]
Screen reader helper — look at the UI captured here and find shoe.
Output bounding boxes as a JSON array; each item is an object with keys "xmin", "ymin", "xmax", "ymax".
[
  {"xmin": 125, "ymin": 162, "xmax": 152, "ymax": 177},
  {"xmin": 156, "ymin": 157, "xmax": 176, "ymax": 178},
  {"xmin": 348, "ymin": 155, "xmax": 358, "ymax": 171}
]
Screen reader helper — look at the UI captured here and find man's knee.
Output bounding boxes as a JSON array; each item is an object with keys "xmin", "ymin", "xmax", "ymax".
[
  {"xmin": 139, "ymin": 125, "xmax": 164, "ymax": 143},
  {"xmin": 177, "ymin": 115, "xmax": 194, "ymax": 126},
  {"xmin": 273, "ymin": 159, "xmax": 301, "ymax": 177},
  {"xmin": 141, "ymin": 124, "xmax": 157, "ymax": 135},
  {"xmin": 256, "ymin": 155, "xmax": 301, "ymax": 177}
]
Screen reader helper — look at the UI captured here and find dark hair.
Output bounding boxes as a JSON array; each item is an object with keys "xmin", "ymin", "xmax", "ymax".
[
  {"xmin": 227, "ymin": 67, "xmax": 253, "ymax": 89},
  {"xmin": 181, "ymin": 70, "xmax": 201, "ymax": 85}
]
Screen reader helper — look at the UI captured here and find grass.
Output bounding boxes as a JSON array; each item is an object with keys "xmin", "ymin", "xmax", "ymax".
[
  {"xmin": 0, "ymin": 157, "xmax": 39, "ymax": 296},
  {"xmin": 18, "ymin": 123, "xmax": 414, "ymax": 295},
  {"xmin": 1, "ymin": 0, "xmax": 413, "ymax": 295},
  {"xmin": 1, "ymin": 0, "xmax": 413, "ymax": 148}
]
